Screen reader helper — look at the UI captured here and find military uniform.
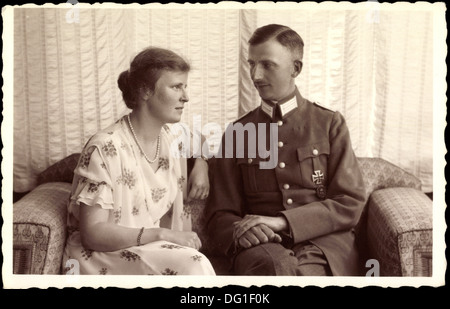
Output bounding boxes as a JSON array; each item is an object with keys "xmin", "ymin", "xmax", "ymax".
[{"xmin": 206, "ymin": 88, "xmax": 367, "ymax": 276}]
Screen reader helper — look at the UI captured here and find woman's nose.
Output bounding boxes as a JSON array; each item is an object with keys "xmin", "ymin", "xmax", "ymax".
[{"xmin": 181, "ymin": 88, "xmax": 189, "ymax": 102}]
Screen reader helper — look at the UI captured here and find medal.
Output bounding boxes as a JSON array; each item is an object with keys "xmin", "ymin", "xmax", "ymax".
[
  {"xmin": 316, "ymin": 184, "xmax": 326, "ymax": 200},
  {"xmin": 312, "ymin": 170, "xmax": 324, "ymax": 185},
  {"xmin": 312, "ymin": 170, "xmax": 326, "ymax": 199}
]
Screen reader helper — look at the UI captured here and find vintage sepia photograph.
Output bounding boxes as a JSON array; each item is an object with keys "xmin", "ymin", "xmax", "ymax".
[{"xmin": 2, "ymin": 1, "xmax": 446, "ymax": 291}]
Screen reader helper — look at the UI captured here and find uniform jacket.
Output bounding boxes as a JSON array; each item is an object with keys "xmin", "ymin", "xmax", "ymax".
[{"xmin": 205, "ymin": 88, "xmax": 367, "ymax": 276}]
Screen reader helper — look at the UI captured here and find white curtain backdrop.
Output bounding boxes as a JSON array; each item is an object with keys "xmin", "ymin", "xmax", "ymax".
[
  {"xmin": 238, "ymin": 7, "xmax": 434, "ymax": 192},
  {"xmin": 239, "ymin": 9, "xmax": 375, "ymax": 158},
  {"xmin": 372, "ymin": 10, "xmax": 433, "ymax": 193},
  {"xmin": 12, "ymin": 4, "xmax": 435, "ymax": 193},
  {"xmin": 13, "ymin": 7, "xmax": 240, "ymax": 192}
]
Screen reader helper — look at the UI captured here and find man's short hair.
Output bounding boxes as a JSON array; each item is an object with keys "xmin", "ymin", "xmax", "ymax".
[{"xmin": 248, "ymin": 24, "xmax": 304, "ymax": 61}]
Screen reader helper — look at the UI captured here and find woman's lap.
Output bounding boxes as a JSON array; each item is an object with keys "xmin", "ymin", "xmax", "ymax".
[{"xmin": 63, "ymin": 239, "xmax": 215, "ymax": 275}]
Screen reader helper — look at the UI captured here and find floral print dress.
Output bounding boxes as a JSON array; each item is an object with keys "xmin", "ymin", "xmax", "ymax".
[{"xmin": 62, "ymin": 116, "xmax": 215, "ymax": 275}]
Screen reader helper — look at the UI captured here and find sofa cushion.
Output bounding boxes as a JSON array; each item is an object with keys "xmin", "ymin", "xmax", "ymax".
[
  {"xmin": 13, "ymin": 182, "xmax": 72, "ymax": 274},
  {"xmin": 37, "ymin": 153, "xmax": 80, "ymax": 186},
  {"xmin": 357, "ymin": 157, "xmax": 422, "ymax": 196},
  {"xmin": 366, "ymin": 187, "xmax": 432, "ymax": 276}
]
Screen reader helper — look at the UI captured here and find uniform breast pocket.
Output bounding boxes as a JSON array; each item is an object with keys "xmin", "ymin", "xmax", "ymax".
[
  {"xmin": 297, "ymin": 141, "xmax": 330, "ymax": 188},
  {"xmin": 237, "ymin": 158, "xmax": 258, "ymax": 193},
  {"xmin": 237, "ymin": 157, "xmax": 279, "ymax": 193}
]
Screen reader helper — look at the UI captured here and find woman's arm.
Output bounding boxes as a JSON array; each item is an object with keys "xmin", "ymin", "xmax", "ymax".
[
  {"xmin": 79, "ymin": 203, "xmax": 202, "ymax": 252},
  {"xmin": 187, "ymin": 157, "xmax": 209, "ymax": 201},
  {"xmin": 186, "ymin": 129, "xmax": 210, "ymax": 201}
]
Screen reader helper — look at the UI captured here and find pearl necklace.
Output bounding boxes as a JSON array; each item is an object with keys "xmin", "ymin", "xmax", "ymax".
[{"xmin": 127, "ymin": 114, "xmax": 161, "ymax": 164}]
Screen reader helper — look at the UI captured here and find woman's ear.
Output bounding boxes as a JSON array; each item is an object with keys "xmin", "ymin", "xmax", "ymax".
[
  {"xmin": 292, "ymin": 60, "xmax": 303, "ymax": 78},
  {"xmin": 140, "ymin": 87, "xmax": 151, "ymax": 101}
]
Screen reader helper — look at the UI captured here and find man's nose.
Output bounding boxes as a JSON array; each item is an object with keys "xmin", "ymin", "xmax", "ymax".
[{"xmin": 251, "ymin": 64, "xmax": 264, "ymax": 81}]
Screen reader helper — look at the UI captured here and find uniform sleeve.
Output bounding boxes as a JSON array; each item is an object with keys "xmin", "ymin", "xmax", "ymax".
[
  {"xmin": 205, "ymin": 133, "xmax": 245, "ymax": 257},
  {"xmin": 280, "ymin": 112, "xmax": 366, "ymax": 244}
]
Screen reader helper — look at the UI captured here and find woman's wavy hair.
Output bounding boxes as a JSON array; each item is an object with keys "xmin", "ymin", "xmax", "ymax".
[{"xmin": 117, "ymin": 47, "xmax": 190, "ymax": 109}]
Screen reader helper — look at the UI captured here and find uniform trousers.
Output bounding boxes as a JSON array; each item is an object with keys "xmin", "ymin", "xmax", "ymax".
[{"xmin": 233, "ymin": 241, "xmax": 331, "ymax": 276}]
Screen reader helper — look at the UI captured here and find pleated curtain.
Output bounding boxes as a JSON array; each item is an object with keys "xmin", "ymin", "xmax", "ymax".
[
  {"xmin": 12, "ymin": 5, "xmax": 435, "ymax": 193},
  {"xmin": 239, "ymin": 8, "xmax": 434, "ymax": 192},
  {"xmin": 372, "ymin": 10, "xmax": 434, "ymax": 194},
  {"xmin": 239, "ymin": 9, "xmax": 375, "ymax": 159},
  {"xmin": 13, "ymin": 7, "xmax": 240, "ymax": 192}
]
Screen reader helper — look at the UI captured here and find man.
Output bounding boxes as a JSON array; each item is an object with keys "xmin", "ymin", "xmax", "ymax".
[{"xmin": 206, "ymin": 24, "xmax": 366, "ymax": 276}]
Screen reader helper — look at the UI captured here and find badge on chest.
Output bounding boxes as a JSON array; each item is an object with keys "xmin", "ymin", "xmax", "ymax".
[{"xmin": 312, "ymin": 170, "xmax": 326, "ymax": 200}]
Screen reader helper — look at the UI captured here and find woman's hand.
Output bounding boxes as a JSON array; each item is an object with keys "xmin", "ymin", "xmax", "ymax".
[
  {"xmin": 164, "ymin": 230, "xmax": 202, "ymax": 250},
  {"xmin": 187, "ymin": 158, "xmax": 209, "ymax": 202}
]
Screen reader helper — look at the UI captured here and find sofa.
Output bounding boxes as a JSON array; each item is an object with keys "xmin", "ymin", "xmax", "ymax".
[{"xmin": 12, "ymin": 154, "xmax": 433, "ymax": 276}]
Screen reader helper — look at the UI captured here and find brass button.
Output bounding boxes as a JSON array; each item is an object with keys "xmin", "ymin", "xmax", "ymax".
[
  {"xmin": 248, "ymin": 158, "xmax": 253, "ymax": 164},
  {"xmin": 283, "ymin": 183, "xmax": 290, "ymax": 190},
  {"xmin": 286, "ymin": 198, "xmax": 293, "ymax": 205},
  {"xmin": 277, "ymin": 120, "xmax": 283, "ymax": 127},
  {"xmin": 278, "ymin": 141, "xmax": 284, "ymax": 148},
  {"xmin": 279, "ymin": 162, "xmax": 285, "ymax": 168},
  {"xmin": 313, "ymin": 149, "xmax": 319, "ymax": 156}
]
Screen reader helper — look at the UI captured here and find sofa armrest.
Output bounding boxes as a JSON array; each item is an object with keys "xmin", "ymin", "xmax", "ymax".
[
  {"xmin": 357, "ymin": 157, "xmax": 422, "ymax": 196},
  {"xmin": 365, "ymin": 187, "xmax": 432, "ymax": 276},
  {"xmin": 13, "ymin": 182, "xmax": 72, "ymax": 274},
  {"xmin": 185, "ymin": 198, "xmax": 232, "ymax": 275},
  {"xmin": 185, "ymin": 198, "xmax": 215, "ymax": 256}
]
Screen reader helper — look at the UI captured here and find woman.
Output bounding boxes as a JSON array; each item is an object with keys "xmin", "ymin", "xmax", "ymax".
[{"xmin": 62, "ymin": 47, "xmax": 215, "ymax": 275}]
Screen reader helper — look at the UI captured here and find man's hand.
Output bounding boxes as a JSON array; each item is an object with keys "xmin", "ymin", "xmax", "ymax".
[
  {"xmin": 233, "ymin": 214, "xmax": 288, "ymax": 240},
  {"xmin": 234, "ymin": 223, "xmax": 282, "ymax": 249}
]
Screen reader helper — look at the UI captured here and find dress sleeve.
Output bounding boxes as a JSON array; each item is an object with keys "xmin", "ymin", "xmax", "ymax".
[{"xmin": 71, "ymin": 145, "xmax": 114, "ymax": 210}]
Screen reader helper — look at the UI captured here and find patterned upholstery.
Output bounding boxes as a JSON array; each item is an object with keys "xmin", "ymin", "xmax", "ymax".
[
  {"xmin": 37, "ymin": 153, "xmax": 80, "ymax": 186},
  {"xmin": 366, "ymin": 187, "xmax": 432, "ymax": 276},
  {"xmin": 13, "ymin": 154, "xmax": 432, "ymax": 276},
  {"xmin": 13, "ymin": 182, "xmax": 72, "ymax": 274},
  {"xmin": 357, "ymin": 157, "xmax": 422, "ymax": 196},
  {"xmin": 186, "ymin": 198, "xmax": 213, "ymax": 255},
  {"xmin": 13, "ymin": 223, "xmax": 51, "ymax": 274}
]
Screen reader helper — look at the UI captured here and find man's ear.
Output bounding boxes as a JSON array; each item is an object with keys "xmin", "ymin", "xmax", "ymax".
[{"xmin": 292, "ymin": 60, "xmax": 303, "ymax": 78}]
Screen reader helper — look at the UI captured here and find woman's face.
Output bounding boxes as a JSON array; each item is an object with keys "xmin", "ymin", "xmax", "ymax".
[{"xmin": 146, "ymin": 70, "xmax": 189, "ymax": 124}]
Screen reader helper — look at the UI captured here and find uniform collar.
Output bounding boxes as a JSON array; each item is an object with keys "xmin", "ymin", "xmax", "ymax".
[{"xmin": 260, "ymin": 88, "xmax": 299, "ymax": 119}]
